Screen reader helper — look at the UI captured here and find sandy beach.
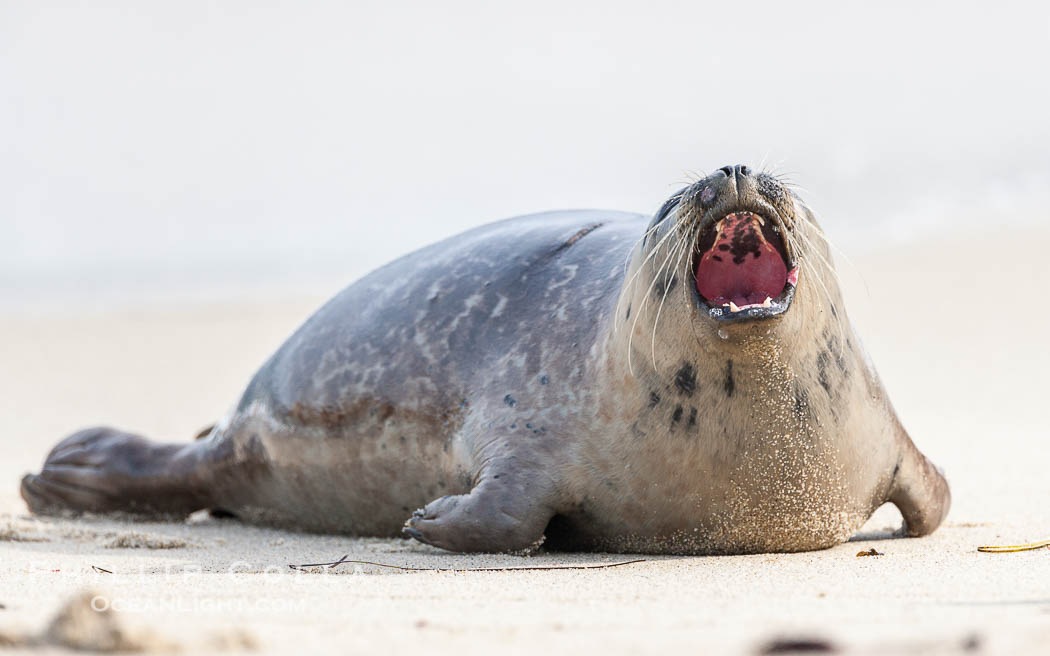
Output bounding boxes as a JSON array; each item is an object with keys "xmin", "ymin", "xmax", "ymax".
[{"xmin": 2, "ymin": 231, "xmax": 1049, "ymax": 655}]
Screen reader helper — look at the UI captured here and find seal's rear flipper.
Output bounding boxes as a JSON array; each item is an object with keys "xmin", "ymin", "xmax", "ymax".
[
  {"xmin": 888, "ymin": 436, "xmax": 951, "ymax": 537},
  {"xmin": 21, "ymin": 426, "xmax": 213, "ymax": 518}
]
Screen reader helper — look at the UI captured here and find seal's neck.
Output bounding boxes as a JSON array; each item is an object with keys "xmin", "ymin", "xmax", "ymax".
[{"xmin": 598, "ymin": 282, "xmax": 848, "ymax": 401}]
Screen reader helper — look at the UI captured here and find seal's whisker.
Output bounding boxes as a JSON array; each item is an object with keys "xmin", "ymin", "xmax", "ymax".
[
  {"xmin": 792, "ymin": 227, "xmax": 834, "ymax": 276},
  {"xmin": 614, "ymin": 216, "xmax": 679, "ymax": 336},
  {"xmin": 792, "ymin": 222, "xmax": 849, "ymax": 323},
  {"xmin": 618, "ymin": 218, "xmax": 679, "ymax": 315},
  {"xmin": 624, "ymin": 222, "xmax": 689, "ymax": 374},
  {"xmin": 623, "ymin": 218, "xmax": 667, "ymax": 274},
  {"xmin": 680, "ymin": 170, "xmax": 707, "ymax": 185},
  {"xmin": 756, "ymin": 153, "xmax": 770, "ymax": 176},
  {"xmin": 779, "ymin": 227, "xmax": 817, "ymax": 338},
  {"xmin": 796, "ymin": 210, "xmax": 870, "ymax": 299},
  {"xmin": 627, "ymin": 228, "xmax": 688, "ymax": 374},
  {"xmin": 760, "ymin": 158, "xmax": 788, "ymax": 178},
  {"xmin": 650, "ymin": 230, "xmax": 692, "ymax": 368},
  {"xmin": 796, "ymin": 241, "xmax": 847, "ymax": 346}
]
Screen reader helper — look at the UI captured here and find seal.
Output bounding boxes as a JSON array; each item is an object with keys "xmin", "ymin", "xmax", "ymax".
[{"xmin": 20, "ymin": 164, "xmax": 950, "ymax": 554}]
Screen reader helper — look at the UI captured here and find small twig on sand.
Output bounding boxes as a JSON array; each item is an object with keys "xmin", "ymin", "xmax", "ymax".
[
  {"xmin": 91, "ymin": 565, "xmax": 113, "ymax": 574},
  {"xmin": 977, "ymin": 538, "xmax": 1050, "ymax": 553},
  {"xmin": 288, "ymin": 554, "xmax": 647, "ymax": 572}
]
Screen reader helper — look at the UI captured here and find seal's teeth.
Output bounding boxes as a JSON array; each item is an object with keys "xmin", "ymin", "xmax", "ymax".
[
  {"xmin": 762, "ymin": 296, "xmax": 772, "ymax": 308},
  {"xmin": 728, "ymin": 301, "xmax": 740, "ymax": 312}
]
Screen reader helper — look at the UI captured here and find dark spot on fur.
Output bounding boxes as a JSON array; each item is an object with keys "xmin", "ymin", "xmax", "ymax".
[
  {"xmin": 648, "ymin": 391, "xmax": 660, "ymax": 408},
  {"xmin": 625, "ymin": 304, "xmax": 631, "ymax": 320},
  {"xmin": 833, "ymin": 346, "xmax": 848, "ymax": 375},
  {"xmin": 793, "ymin": 383, "xmax": 810, "ymax": 418},
  {"xmin": 504, "ymin": 394, "xmax": 517, "ymax": 407},
  {"xmin": 286, "ymin": 399, "xmax": 415, "ymax": 430},
  {"xmin": 757, "ymin": 637, "xmax": 837, "ymax": 654},
  {"xmin": 817, "ymin": 351, "xmax": 831, "ymax": 395},
  {"xmin": 193, "ymin": 424, "xmax": 216, "ymax": 440},
  {"xmin": 825, "ymin": 334, "xmax": 850, "ymax": 377},
  {"xmin": 724, "ymin": 360, "xmax": 735, "ymax": 397},
  {"xmin": 718, "ymin": 244, "xmax": 730, "ymax": 252},
  {"xmin": 672, "ymin": 405, "xmax": 683, "ymax": 424},
  {"xmin": 674, "ymin": 363, "xmax": 697, "ymax": 396},
  {"xmin": 688, "ymin": 407, "xmax": 697, "ymax": 427},
  {"xmin": 553, "ymin": 222, "xmax": 604, "ymax": 254},
  {"xmin": 830, "ymin": 303, "xmax": 837, "ymax": 317},
  {"xmin": 510, "ymin": 423, "xmax": 516, "ymax": 429},
  {"xmin": 652, "ymin": 274, "xmax": 677, "ymax": 300},
  {"xmin": 539, "ymin": 375, "xmax": 549, "ymax": 385}
]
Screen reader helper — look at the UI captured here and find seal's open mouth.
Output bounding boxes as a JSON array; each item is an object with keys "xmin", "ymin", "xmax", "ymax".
[{"xmin": 693, "ymin": 211, "xmax": 798, "ymax": 321}]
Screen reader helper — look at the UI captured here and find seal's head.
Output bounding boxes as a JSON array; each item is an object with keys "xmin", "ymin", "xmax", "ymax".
[
  {"xmin": 660, "ymin": 165, "xmax": 804, "ymax": 321},
  {"xmin": 618, "ymin": 164, "xmax": 835, "ymax": 363}
]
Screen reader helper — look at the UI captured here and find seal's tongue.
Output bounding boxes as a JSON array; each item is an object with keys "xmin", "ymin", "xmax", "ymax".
[{"xmin": 695, "ymin": 212, "xmax": 788, "ymax": 309}]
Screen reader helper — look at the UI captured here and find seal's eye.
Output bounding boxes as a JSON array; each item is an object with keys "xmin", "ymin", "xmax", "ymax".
[{"xmin": 694, "ymin": 211, "xmax": 798, "ymax": 316}]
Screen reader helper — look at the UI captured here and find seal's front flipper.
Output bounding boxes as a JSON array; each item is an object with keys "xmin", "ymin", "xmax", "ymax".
[
  {"xmin": 402, "ymin": 465, "xmax": 558, "ymax": 553},
  {"xmin": 21, "ymin": 426, "xmax": 212, "ymax": 518},
  {"xmin": 888, "ymin": 433, "xmax": 951, "ymax": 537}
]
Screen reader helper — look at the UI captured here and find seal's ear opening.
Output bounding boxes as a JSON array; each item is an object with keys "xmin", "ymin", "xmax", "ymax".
[{"xmin": 694, "ymin": 211, "xmax": 790, "ymax": 311}]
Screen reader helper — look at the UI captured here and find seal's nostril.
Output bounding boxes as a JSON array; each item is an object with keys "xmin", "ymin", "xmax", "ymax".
[
  {"xmin": 718, "ymin": 166, "xmax": 733, "ymax": 177},
  {"xmin": 738, "ymin": 165, "xmax": 751, "ymax": 176}
]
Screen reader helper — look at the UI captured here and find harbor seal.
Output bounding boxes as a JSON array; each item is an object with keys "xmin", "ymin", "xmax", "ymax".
[{"xmin": 20, "ymin": 164, "xmax": 950, "ymax": 554}]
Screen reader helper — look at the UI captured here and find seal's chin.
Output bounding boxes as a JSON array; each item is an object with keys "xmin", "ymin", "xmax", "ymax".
[{"xmin": 693, "ymin": 211, "xmax": 798, "ymax": 322}]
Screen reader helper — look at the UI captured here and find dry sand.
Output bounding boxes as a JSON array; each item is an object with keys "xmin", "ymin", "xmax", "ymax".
[{"xmin": 1, "ymin": 232, "xmax": 1048, "ymax": 654}]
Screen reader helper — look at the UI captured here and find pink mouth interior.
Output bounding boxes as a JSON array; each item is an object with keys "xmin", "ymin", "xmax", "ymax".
[{"xmin": 695, "ymin": 212, "xmax": 788, "ymax": 308}]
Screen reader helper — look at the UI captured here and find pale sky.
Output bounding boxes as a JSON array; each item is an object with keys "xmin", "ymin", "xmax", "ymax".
[{"xmin": 3, "ymin": 1, "xmax": 1048, "ymax": 306}]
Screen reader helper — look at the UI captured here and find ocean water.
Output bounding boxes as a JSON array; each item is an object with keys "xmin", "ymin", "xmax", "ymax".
[{"xmin": 2, "ymin": 1, "xmax": 1049, "ymax": 310}]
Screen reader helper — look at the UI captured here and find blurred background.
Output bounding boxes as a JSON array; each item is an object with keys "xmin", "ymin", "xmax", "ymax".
[{"xmin": 3, "ymin": 1, "xmax": 1048, "ymax": 311}]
